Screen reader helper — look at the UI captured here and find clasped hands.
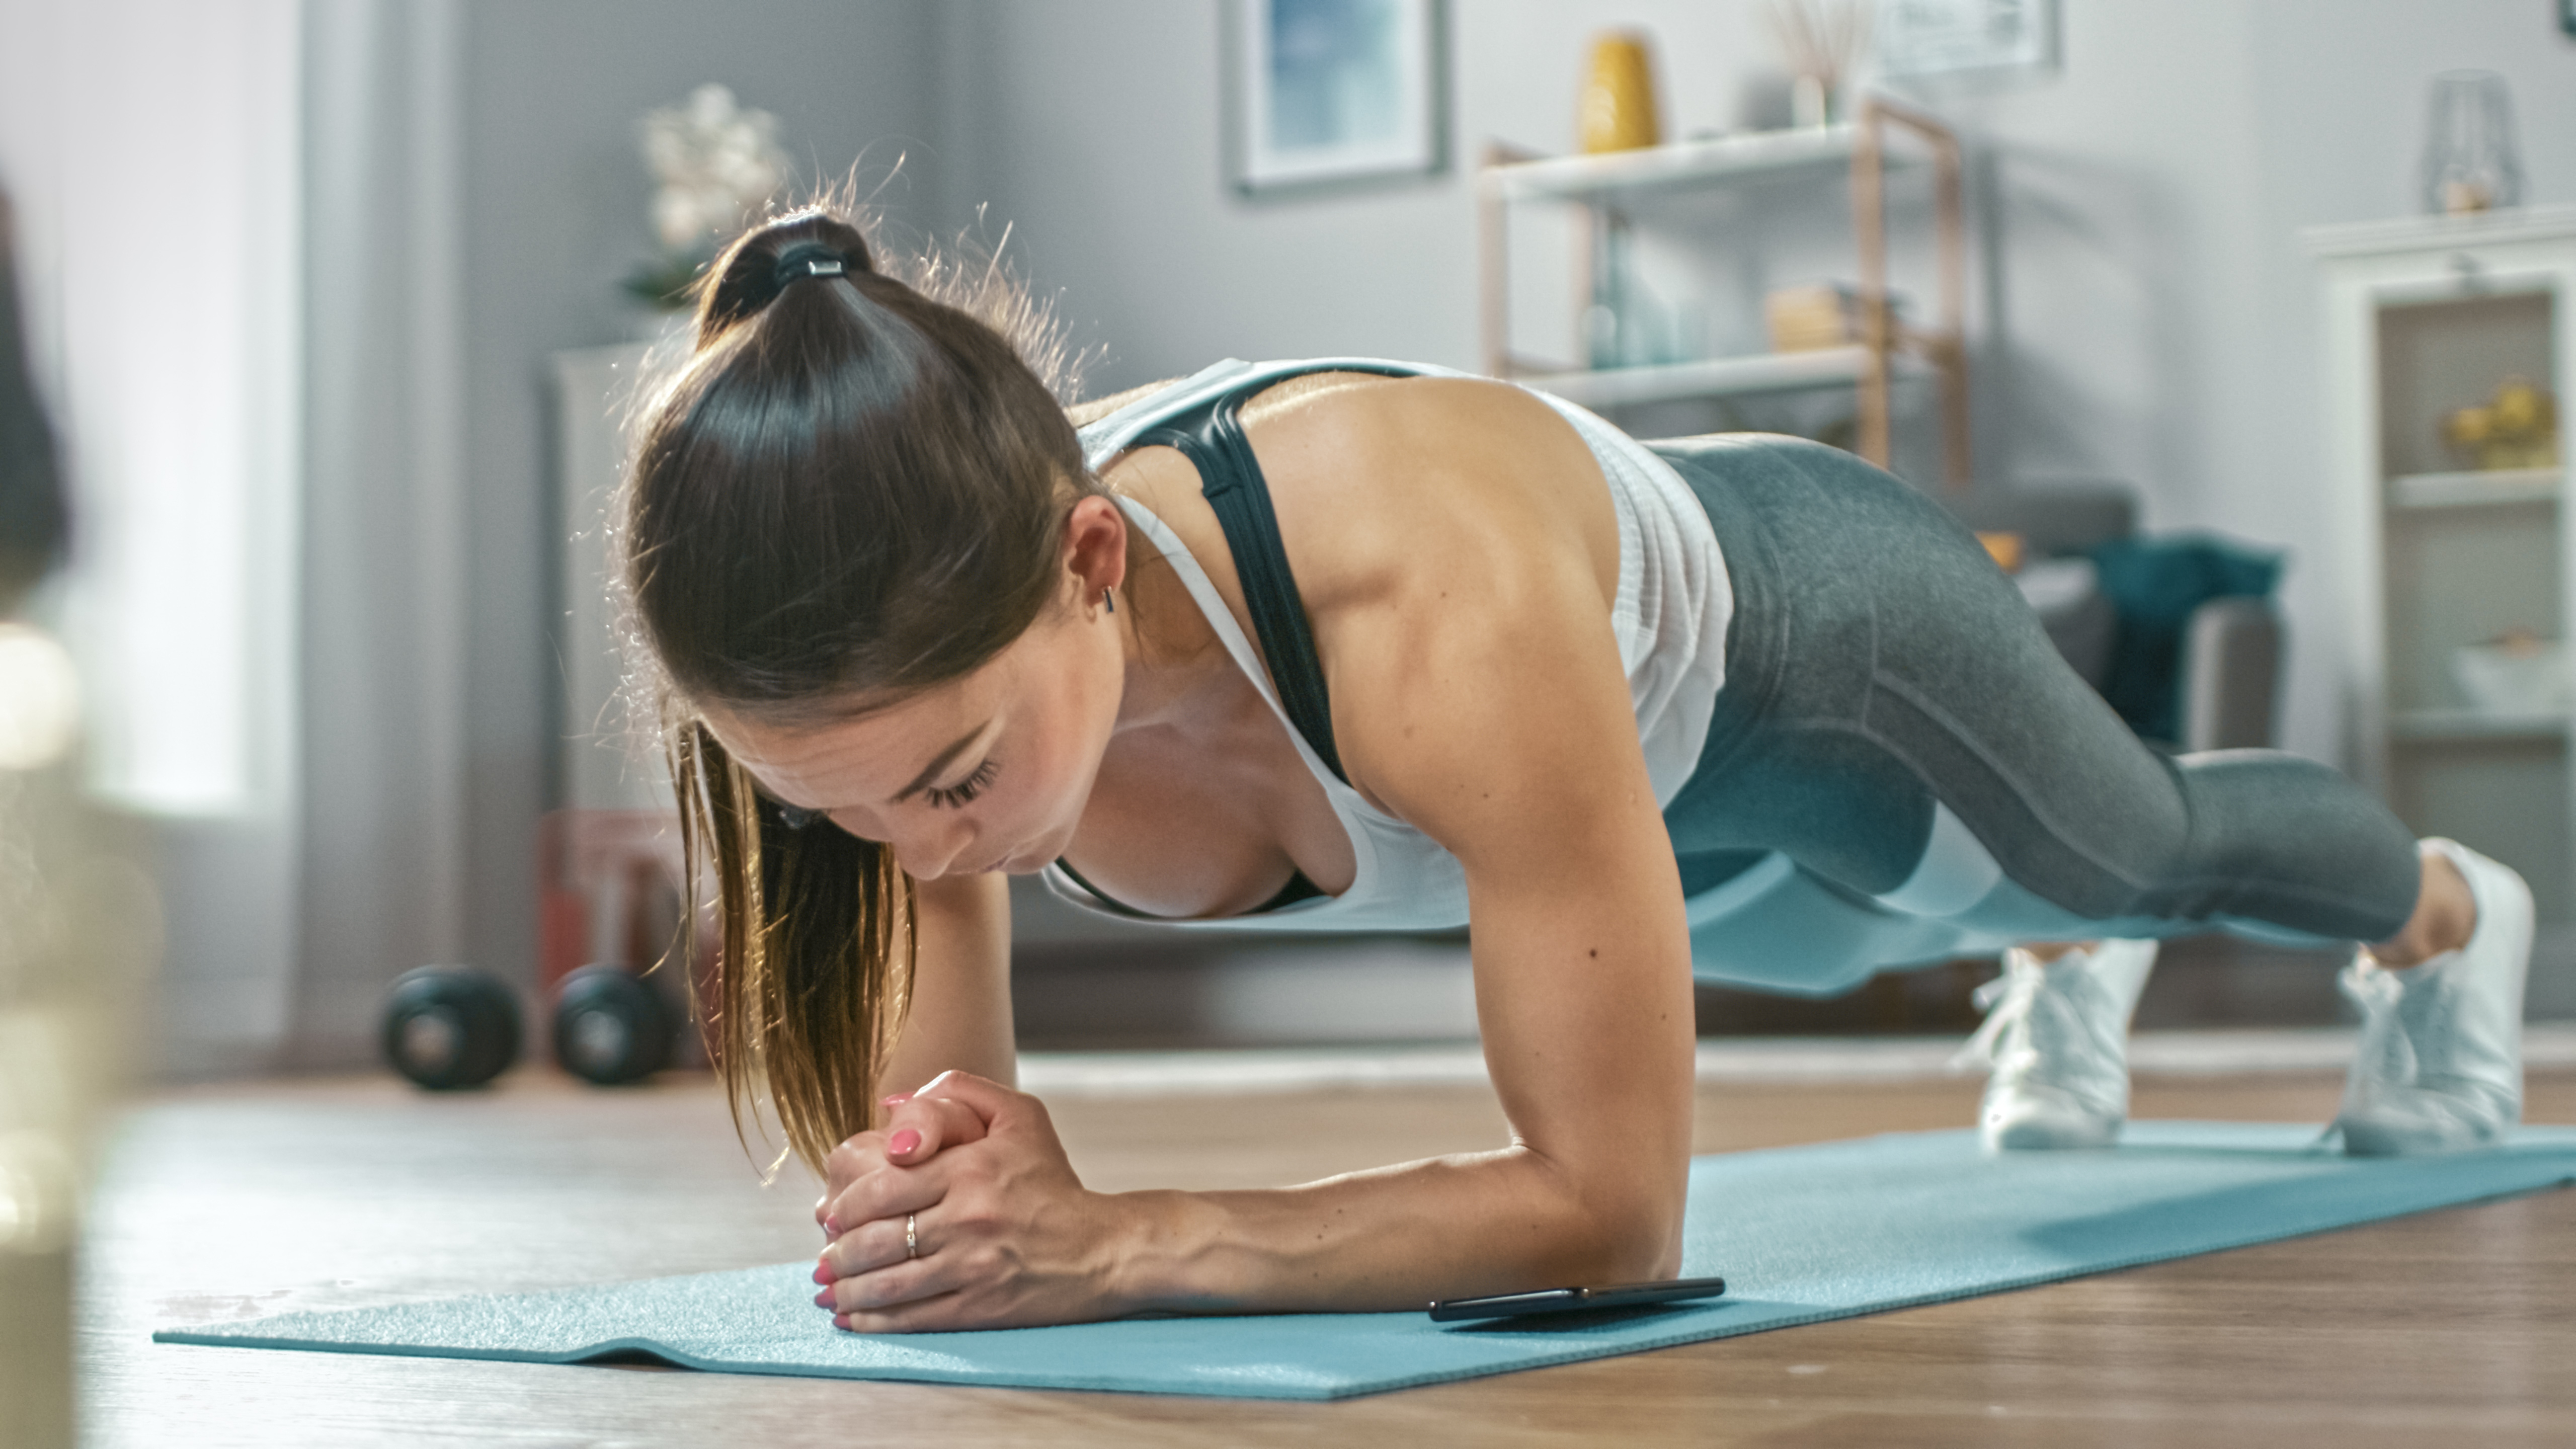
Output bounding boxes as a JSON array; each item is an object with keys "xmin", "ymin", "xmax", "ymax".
[{"xmin": 810, "ymin": 1071, "xmax": 1128, "ymax": 1332}]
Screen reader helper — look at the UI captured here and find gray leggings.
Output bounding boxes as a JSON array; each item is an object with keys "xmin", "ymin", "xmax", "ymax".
[{"xmin": 1651, "ymin": 436, "xmax": 2422, "ymax": 996}]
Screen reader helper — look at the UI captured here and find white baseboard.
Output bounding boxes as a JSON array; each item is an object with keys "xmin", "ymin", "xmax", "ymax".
[{"xmin": 1019, "ymin": 1024, "xmax": 2576, "ymax": 1098}]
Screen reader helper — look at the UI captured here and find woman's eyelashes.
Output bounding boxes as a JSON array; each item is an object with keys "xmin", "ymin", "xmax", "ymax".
[{"xmin": 924, "ymin": 758, "xmax": 999, "ymax": 810}]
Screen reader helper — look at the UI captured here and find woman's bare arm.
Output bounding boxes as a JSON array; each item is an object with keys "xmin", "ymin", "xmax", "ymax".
[
  {"xmin": 877, "ymin": 871, "xmax": 1016, "ymax": 1093},
  {"xmin": 1104, "ymin": 384, "xmax": 1697, "ymax": 1305}
]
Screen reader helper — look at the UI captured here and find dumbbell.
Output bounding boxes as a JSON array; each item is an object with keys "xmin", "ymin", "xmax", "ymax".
[
  {"xmin": 382, "ymin": 965, "xmax": 522, "ymax": 1090},
  {"xmin": 550, "ymin": 964, "xmax": 680, "ymax": 1086}
]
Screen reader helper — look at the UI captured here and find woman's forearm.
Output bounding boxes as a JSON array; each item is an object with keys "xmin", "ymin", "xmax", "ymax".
[
  {"xmin": 878, "ymin": 874, "xmax": 1016, "ymax": 1098},
  {"xmin": 1106, "ymin": 1144, "xmax": 1684, "ymax": 1315}
]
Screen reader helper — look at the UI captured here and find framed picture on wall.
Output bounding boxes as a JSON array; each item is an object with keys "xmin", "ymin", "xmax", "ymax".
[
  {"xmin": 1875, "ymin": 0, "xmax": 2060, "ymax": 82},
  {"xmin": 1224, "ymin": 0, "xmax": 1448, "ymax": 196}
]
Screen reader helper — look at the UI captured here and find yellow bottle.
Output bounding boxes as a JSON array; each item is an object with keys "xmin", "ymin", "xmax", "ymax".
[{"xmin": 1581, "ymin": 32, "xmax": 1662, "ymax": 154}]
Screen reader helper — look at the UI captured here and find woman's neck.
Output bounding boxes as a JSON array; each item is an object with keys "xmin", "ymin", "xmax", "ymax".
[{"xmin": 1109, "ymin": 537, "xmax": 1236, "ymax": 740}]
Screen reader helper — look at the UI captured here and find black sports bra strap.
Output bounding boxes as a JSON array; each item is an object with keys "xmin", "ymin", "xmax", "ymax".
[{"xmin": 1133, "ymin": 364, "xmax": 1413, "ymax": 786}]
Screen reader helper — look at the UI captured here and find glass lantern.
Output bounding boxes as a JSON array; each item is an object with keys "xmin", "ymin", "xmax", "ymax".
[{"xmin": 2421, "ymin": 70, "xmax": 2524, "ymax": 215}]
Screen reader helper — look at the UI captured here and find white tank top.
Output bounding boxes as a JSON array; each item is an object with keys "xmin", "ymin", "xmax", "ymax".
[{"xmin": 1039, "ymin": 358, "xmax": 1733, "ymax": 932}]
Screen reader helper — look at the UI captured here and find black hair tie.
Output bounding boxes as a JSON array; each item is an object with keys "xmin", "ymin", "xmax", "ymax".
[{"xmin": 772, "ymin": 243, "xmax": 849, "ymax": 291}]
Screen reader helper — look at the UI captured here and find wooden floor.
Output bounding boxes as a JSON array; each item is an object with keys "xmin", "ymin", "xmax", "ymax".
[{"xmin": 89, "ymin": 1065, "xmax": 2576, "ymax": 1447}]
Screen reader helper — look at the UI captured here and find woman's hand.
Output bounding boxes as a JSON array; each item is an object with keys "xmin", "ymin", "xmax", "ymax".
[
  {"xmin": 810, "ymin": 1086, "xmax": 990, "ymax": 1237},
  {"xmin": 811, "ymin": 1072, "xmax": 1131, "ymax": 1331}
]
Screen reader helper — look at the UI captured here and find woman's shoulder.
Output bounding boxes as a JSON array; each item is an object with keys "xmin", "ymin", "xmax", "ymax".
[
  {"xmin": 1092, "ymin": 366, "xmax": 1623, "ymax": 667},
  {"xmin": 1065, "ymin": 377, "xmax": 1186, "ymax": 431},
  {"xmin": 1066, "ymin": 357, "xmax": 1471, "ymax": 443},
  {"xmin": 1240, "ymin": 374, "xmax": 1623, "ymax": 614}
]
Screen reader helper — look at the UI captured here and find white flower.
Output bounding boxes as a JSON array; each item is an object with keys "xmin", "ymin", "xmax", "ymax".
[{"xmin": 638, "ymin": 84, "xmax": 787, "ymax": 253}]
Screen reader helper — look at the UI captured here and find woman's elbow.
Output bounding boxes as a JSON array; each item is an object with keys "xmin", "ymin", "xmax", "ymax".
[
  {"xmin": 1602, "ymin": 1198, "xmax": 1689, "ymax": 1282},
  {"xmin": 1561, "ymin": 1174, "xmax": 1689, "ymax": 1282}
]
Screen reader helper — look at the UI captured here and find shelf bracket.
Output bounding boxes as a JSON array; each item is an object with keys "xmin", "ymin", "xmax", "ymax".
[{"xmin": 1853, "ymin": 95, "xmax": 1971, "ymax": 492}]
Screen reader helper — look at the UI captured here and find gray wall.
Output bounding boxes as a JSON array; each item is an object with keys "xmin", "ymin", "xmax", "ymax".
[{"xmin": 932, "ymin": 0, "xmax": 2576, "ymax": 767}]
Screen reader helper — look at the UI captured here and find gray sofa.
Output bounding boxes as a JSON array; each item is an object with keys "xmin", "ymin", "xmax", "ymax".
[{"xmin": 1952, "ymin": 484, "xmax": 2285, "ymax": 753}]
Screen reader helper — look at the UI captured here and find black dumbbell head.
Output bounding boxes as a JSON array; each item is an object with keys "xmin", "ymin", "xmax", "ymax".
[
  {"xmin": 552, "ymin": 965, "xmax": 677, "ymax": 1086},
  {"xmin": 382, "ymin": 966, "xmax": 521, "ymax": 1090}
]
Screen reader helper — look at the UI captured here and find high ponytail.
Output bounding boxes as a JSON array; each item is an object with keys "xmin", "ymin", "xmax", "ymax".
[
  {"xmin": 620, "ymin": 203, "xmax": 1094, "ymax": 1174},
  {"xmin": 692, "ymin": 212, "xmax": 875, "ymax": 340}
]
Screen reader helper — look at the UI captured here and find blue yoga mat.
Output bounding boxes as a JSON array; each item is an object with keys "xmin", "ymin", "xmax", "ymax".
[{"xmin": 155, "ymin": 1122, "xmax": 2576, "ymax": 1401}]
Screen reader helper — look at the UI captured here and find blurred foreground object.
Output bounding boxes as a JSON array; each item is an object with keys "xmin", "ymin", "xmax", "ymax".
[
  {"xmin": 0, "ymin": 183, "xmax": 153, "ymax": 1449},
  {"xmin": 2422, "ymin": 70, "xmax": 2522, "ymax": 216},
  {"xmin": 0, "ymin": 731, "xmax": 154, "ymax": 1448},
  {"xmin": 0, "ymin": 194, "xmax": 66, "ymax": 611}
]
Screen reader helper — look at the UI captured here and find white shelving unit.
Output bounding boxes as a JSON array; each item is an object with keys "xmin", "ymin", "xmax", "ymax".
[
  {"xmin": 2387, "ymin": 465, "xmax": 2561, "ymax": 510},
  {"xmin": 1486, "ymin": 122, "xmax": 1869, "ymax": 203},
  {"xmin": 1505, "ymin": 344, "xmax": 1932, "ymax": 411},
  {"xmin": 2388, "ymin": 706, "xmax": 2569, "ymax": 742},
  {"xmin": 2310, "ymin": 206, "xmax": 2576, "ymax": 929},
  {"xmin": 1476, "ymin": 98, "xmax": 1968, "ymax": 489}
]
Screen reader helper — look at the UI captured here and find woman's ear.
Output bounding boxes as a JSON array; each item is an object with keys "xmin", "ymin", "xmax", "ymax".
[{"xmin": 1063, "ymin": 494, "xmax": 1128, "ymax": 602}]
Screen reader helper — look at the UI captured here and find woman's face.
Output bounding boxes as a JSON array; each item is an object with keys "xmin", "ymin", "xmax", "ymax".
[{"xmin": 703, "ymin": 596, "xmax": 1125, "ymax": 881}]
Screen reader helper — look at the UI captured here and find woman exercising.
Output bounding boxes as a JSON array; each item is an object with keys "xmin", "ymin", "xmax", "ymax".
[{"xmin": 620, "ymin": 206, "xmax": 2531, "ymax": 1333}]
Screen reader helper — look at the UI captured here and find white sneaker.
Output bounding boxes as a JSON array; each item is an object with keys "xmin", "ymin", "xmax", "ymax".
[
  {"xmin": 1957, "ymin": 939, "xmax": 2158, "ymax": 1152},
  {"xmin": 2331, "ymin": 838, "xmax": 2530, "ymax": 1157}
]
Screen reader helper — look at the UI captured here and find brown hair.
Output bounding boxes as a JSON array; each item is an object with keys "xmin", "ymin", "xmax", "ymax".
[{"xmin": 621, "ymin": 204, "xmax": 1094, "ymax": 1173}]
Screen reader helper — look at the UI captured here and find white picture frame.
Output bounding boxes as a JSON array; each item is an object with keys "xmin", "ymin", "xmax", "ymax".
[
  {"xmin": 1875, "ymin": 0, "xmax": 2060, "ymax": 82},
  {"xmin": 1226, "ymin": 0, "xmax": 1447, "ymax": 197}
]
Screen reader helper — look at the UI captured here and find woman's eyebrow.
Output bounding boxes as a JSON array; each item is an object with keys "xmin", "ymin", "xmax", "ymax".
[{"xmin": 890, "ymin": 719, "xmax": 993, "ymax": 803}]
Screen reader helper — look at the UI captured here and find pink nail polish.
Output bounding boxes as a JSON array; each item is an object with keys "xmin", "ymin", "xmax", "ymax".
[
  {"xmin": 889, "ymin": 1128, "xmax": 921, "ymax": 1155},
  {"xmin": 812, "ymin": 1261, "xmax": 831, "ymax": 1285},
  {"xmin": 823, "ymin": 1216, "xmax": 840, "ymax": 1236},
  {"xmin": 880, "ymin": 1093, "xmax": 912, "ymax": 1108},
  {"xmin": 813, "ymin": 1289, "xmax": 834, "ymax": 1309}
]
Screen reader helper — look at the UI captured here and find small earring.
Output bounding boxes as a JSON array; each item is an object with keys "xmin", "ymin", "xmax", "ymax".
[{"xmin": 1102, "ymin": 585, "xmax": 1115, "ymax": 614}]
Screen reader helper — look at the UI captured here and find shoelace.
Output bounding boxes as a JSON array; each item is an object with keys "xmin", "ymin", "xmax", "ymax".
[
  {"xmin": 2315, "ymin": 959, "xmax": 2414, "ymax": 1151},
  {"xmin": 2339, "ymin": 958, "xmax": 2420, "ymax": 1092},
  {"xmin": 1952, "ymin": 958, "xmax": 2045, "ymax": 1076}
]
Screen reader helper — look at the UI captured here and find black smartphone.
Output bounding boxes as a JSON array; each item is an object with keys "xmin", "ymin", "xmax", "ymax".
[{"xmin": 1426, "ymin": 1275, "xmax": 1728, "ymax": 1322}]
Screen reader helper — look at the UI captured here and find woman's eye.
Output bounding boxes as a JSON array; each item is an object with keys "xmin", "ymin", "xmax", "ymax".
[
  {"xmin": 773, "ymin": 801, "xmax": 823, "ymax": 830},
  {"xmin": 925, "ymin": 759, "xmax": 999, "ymax": 810}
]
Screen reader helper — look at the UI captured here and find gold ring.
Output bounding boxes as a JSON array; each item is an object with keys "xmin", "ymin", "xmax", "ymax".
[{"xmin": 905, "ymin": 1212, "xmax": 918, "ymax": 1260}]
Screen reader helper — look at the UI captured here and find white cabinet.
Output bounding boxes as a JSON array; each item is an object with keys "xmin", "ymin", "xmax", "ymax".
[{"xmin": 2311, "ymin": 207, "xmax": 2576, "ymax": 930}]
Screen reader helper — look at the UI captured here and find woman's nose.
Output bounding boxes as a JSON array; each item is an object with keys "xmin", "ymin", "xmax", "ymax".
[{"xmin": 887, "ymin": 817, "xmax": 975, "ymax": 880}]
